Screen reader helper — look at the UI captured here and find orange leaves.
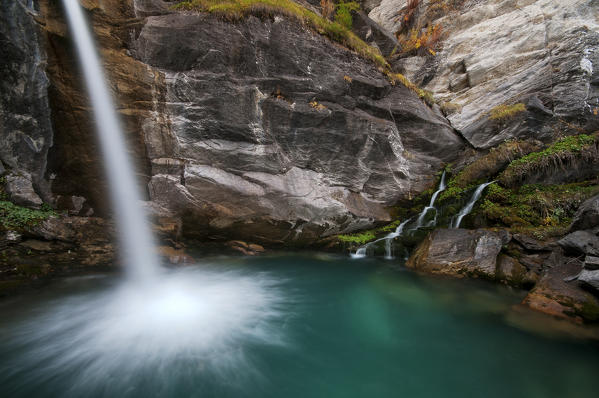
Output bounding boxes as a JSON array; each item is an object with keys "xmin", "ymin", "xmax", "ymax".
[{"xmin": 398, "ymin": 24, "xmax": 443, "ymax": 56}]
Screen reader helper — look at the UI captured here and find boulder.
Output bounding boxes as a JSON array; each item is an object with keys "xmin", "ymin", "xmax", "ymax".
[
  {"xmin": 557, "ymin": 230, "xmax": 599, "ymax": 257},
  {"xmin": 496, "ymin": 254, "xmax": 534, "ymax": 286},
  {"xmin": 570, "ymin": 194, "xmax": 599, "ymax": 232},
  {"xmin": 406, "ymin": 228, "xmax": 510, "ymax": 279},
  {"xmin": 3, "ymin": 172, "xmax": 43, "ymax": 208},
  {"xmin": 523, "ymin": 259, "xmax": 599, "ymax": 323},
  {"xmin": 578, "ymin": 269, "xmax": 599, "ymax": 292}
]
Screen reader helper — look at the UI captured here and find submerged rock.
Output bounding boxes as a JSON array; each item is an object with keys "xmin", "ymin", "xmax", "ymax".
[{"xmin": 523, "ymin": 259, "xmax": 599, "ymax": 323}]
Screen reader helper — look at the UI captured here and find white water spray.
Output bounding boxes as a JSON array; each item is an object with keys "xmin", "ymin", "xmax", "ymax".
[
  {"xmin": 451, "ymin": 181, "xmax": 495, "ymax": 229},
  {"xmin": 62, "ymin": 0, "xmax": 159, "ymax": 281}
]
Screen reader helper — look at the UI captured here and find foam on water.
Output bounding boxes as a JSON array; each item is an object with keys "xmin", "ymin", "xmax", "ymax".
[{"xmin": 1, "ymin": 266, "xmax": 288, "ymax": 396}]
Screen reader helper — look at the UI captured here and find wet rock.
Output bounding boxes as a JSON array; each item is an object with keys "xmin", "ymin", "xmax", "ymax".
[
  {"xmin": 523, "ymin": 259, "xmax": 599, "ymax": 323},
  {"xmin": 496, "ymin": 254, "xmax": 531, "ymax": 286},
  {"xmin": 557, "ymin": 230, "xmax": 599, "ymax": 257},
  {"xmin": 226, "ymin": 240, "xmax": 265, "ymax": 256},
  {"xmin": 406, "ymin": 228, "xmax": 509, "ymax": 280},
  {"xmin": 570, "ymin": 194, "xmax": 599, "ymax": 232},
  {"xmin": 4, "ymin": 172, "xmax": 43, "ymax": 208},
  {"xmin": 158, "ymin": 245, "xmax": 194, "ymax": 264}
]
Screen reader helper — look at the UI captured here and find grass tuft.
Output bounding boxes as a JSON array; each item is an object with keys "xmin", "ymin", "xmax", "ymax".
[
  {"xmin": 172, "ymin": 0, "xmax": 389, "ymax": 70},
  {"xmin": 500, "ymin": 134, "xmax": 598, "ymax": 186},
  {"xmin": 489, "ymin": 103, "xmax": 526, "ymax": 121}
]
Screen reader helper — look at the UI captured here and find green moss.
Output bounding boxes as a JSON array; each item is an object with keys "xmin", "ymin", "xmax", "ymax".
[
  {"xmin": 334, "ymin": 1, "xmax": 360, "ymax": 30},
  {"xmin": 0, "ymin": 201, "xmax": 56, "ymax": 230},
  {"xmin": 478, "ymin": 181, "xmax": 599, "ymax": 233},
  {"xmin": 489, "ymin": 103, "xmax": 526, "ymax": 121},
  {"xmin": 172, "ymin": 0, "xmax": 389, "ymax": 70},
  {"xmin": 576, "ymin": 299, "xmax": 599, "ymax": 321},
  {"xmin": 337, "ymin": 230, "xmax": 377, "ymax": 245},
  {"xmin": 500, "ymin": 134, "xmax": 598, "ymax": 186},
  {"xmin": 337, "ymin": 218, "xmax": 406, "ymax": 245}
]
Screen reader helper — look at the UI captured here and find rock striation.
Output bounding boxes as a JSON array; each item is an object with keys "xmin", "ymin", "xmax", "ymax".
[{"xmin": 370, "ymin": 0, "xmax": 599, "ymax": 148}]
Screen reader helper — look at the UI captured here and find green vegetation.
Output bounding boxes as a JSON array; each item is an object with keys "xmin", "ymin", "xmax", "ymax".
[
  {"xmin": 337, "ymin": 230, "xmax": 376, "ymax": 245},
  {"xmin": 0, "ymin": 201, "xmax": 56, "ymax": 230},
  {"xmin": 337, "ymin": 219, "xmax": 404, "ymax": 245},
  {"xmin": 450, "ymin": 140, "xmax": 541, "ymax": 189},
  {"xmin": 478, "ymin": 182, "xmax": 599, "ymax": 238},
  {"xmin": 334, "ymin": 1, "xmax": 360, "ymax": 30},
  {"xmin": 173, "ymin": 0, "xmax": 388, "ymax": 70},
  {"xmin": 500, "ymin": 134, "xmax": 598, "ymax": 186},
  {"xmin": 489, "ymin": 103, "xmax": 526, "ymax": 121}
]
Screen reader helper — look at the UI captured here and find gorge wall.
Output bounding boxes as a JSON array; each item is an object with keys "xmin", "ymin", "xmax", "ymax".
[{"xmin": 1, "ymin": 0, "xmax": 466, "ymax": 246}]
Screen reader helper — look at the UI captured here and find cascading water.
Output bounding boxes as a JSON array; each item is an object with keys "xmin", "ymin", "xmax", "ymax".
[
  {"xmin": 62, "ymin": 0, "xmax": 158, "ymax": 281},
  {"xmin": 410, "ymin": 171, "xmax": 447, "ymax": 231},
  {"xmin": 383, "ymin": 218, "xmax": 411, "ymax": 259},
  {"xmin": 351, "ymin": 172, "xmax": 446, "ymax": 259},
  {"xmin": 451, "ymin": 181, "xmax": 495, "ymax": 229}
]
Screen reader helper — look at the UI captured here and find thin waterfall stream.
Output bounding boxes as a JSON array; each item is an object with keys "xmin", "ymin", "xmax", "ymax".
[
  {"xmin": 451, "ymin": 181, "xmax": 495, "ymax": 229},
  {"xmin": 62, "ymin": 0, "xmax": 159, "ymax": 281},
  {"xmin": 351, "ymin": 171, "xmax": 446, "ymax": 259}
]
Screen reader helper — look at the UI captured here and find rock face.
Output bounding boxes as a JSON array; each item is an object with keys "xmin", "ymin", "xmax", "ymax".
[
  {"xmin": 370, "ymin": 0, "xmax": 599, "ymax": 149},
  {"xmin": 406, "ymin": 228, "xmax": 510, "ymax": 279},
  {"xmin": 129, "ymin": 11, "xmax": 464, "ymax": 244},
  {"xmin": 0, "ymin": 0, "xmax": 466, "ymax": 246},
  {"xmin": 0, "ymin": 1, "xmax": 53, "ymax": 202}
]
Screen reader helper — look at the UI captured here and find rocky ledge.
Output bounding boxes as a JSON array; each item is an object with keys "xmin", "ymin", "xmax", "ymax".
[{"xmin": 407, "ymin": 194, "xmax": 599, "ymax": 330}]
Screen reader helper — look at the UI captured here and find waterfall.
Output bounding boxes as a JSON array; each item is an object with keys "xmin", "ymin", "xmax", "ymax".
[
  {"xmin": 62, "ymin": 0, "xmax": 159, "ymax": 281},
  {"xmin": 451, "ymin": 181, "xmax": 495, "ymax": 229},
  {"xmin": 350, "ymin": 218, "xmax": 410, "ymax": 259},
  {"xmin": 351, "ymin": 171, "xmax": 447, "ymax": 258},
  {"xmin": 383, "ymin": 218, "xmax": 411, "ymax": 259},
  {"xmin": 410, "ymin": 171, "xmax": 446, "ymax": 231}
]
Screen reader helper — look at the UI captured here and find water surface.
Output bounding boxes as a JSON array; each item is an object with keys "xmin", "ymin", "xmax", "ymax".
[{"xmin": 1, "ymin": 254, "xmax": 598, "ymax": 397}]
